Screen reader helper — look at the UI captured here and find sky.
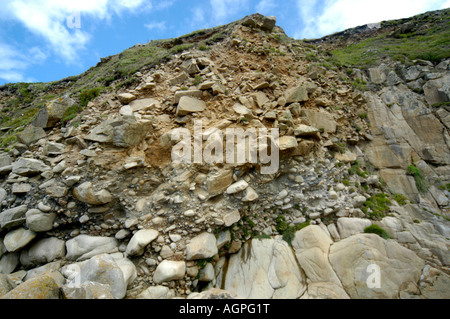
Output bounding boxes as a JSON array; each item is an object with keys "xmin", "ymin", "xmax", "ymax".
[{"xmin": 0, "ymin": 0, "xmax": 449, "ymax": 86}]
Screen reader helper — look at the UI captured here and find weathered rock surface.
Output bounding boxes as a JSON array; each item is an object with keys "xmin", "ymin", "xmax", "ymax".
[
  {"xmin": 329, "ymin": 233, "xmax": 425, "ymax": 299},
  {"xmin": 65, "ymin": 235, "xmax": 118, "ymax": 261},
  {"xmin": 221, "ymin": 238, "xmax": 307, "ymax": 299}
]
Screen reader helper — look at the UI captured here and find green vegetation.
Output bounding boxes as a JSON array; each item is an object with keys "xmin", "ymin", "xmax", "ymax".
[
  {"xmin": 364, "ymin": 224, "xmax": 390, "ymax": 239},
  {"xmin": 79, "ymin": 87, "xmax": 104, "ymax": 107},
  {"xmin": 362, "ymin": 193, "xmax": 392, "ymax": 219},
  {"xmin": 393, "ymin": 193, "xmax": 408, "ymax": 206},
  {"xmin": 276, "ymin": 215, "xmax": 310, "ymax": 246},
  {"xmin": 61, "ymin": 105, "xmax": 83, "ymax": 125},
  {"xmin": 407, "ymin": 163, "xmax": 428, "ymax": 193},
  {"xmin": 348, "ymin": 161, "xmax": 369, "ymax": 178},
  {"xmin": 330, "ymin": 10, "xmax": 450, "ymax": 68}
]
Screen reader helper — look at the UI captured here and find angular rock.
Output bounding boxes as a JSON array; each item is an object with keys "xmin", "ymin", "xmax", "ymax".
[
  {"xmin": 153, "ymin": 260, "xmax": 186, "ymax": 284},
  {"xmin": 261, "ymin": 15, "xmax": 277, "ymax": 32},
  {"xmin": 205, "ymin": 169, "xmax": 233, "ymax": 197},
  {"xmin": 284, "ymin": 85, "xmax": 308, "ymax": 104},
  {"xmin": 12, "ymin": 158, "xmax": 50, "ymax": 176},
  {"xmin": 117, "ymin": 93, "xmax": 137, "ymax": 105},
  {"xmin": 16, "ymin": 126, "xmax": 46, "ymax": 146},
  {"xmin": 301, "ymin": 109, "xmax": 337, "ymax": 133},
  {"xmin": 0, "ymin": 205, "xmax": 28, "ymax": 230},
  {"xmin": 278, "ymin": 136, "xmax": 298, "ymax": 151},
  {"xmin": 25, "ymin": 209, "xmax": 56, "ymax": 232},
  {"xmin": 73, "ymin": 182, "xmax": 113, "ymax": 205},
  {"xmin": 335, "ymin": 151, "xmax": 357, "ymax": 163},
  {"xmin": 12, "ymin": 183, "xmax": 31, "ymax": 195},
  {"xmin": 180, "ymin": 59, "xmax": 200, "ymax": 75},
  {"xmin": 294, "ymin": 124, "xmax": 319, "ymax": 136},
  {"xmin": 86, "ymin": 116, "xmax": 151, "ymax": 147},
  {"xmin": 65, "ymin": 235, "xmax": 118, "ymax": 261},
  {"xmin": 233, "ymin": 103, "xmax": 253, "ymax": 119},
  {"xmin": 174, "ymin": 90, "xmax": 202, "ymax": 104},
  {"xmin": 125, "ymin": 229, "xmax": 159, "ymax": 256},
  {"xmin": 186, "ymin": 232, "xmax": 218, "ymax": 260},
  {"xmin": 176, "ymin": 96, "xmax": 206, "ymax": 116}
]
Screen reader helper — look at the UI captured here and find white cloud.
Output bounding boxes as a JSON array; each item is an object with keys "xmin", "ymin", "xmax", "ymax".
[
  {"xmin": 0, "ymin": 0, "xmax": 153, "ymax": 83},
  {"xmin": 145, "ymin": 21, "xmax": 167, "ymax": 32},
  {"xmin": 295, "ymin": 0, "xmax": 450, "ymax": 39},
  {"xmin": 0, "ymin": 43, "xmax": 41, "ymax": 83},
  {"xmin": 210, "ymin": 0, "xmax": 250, "ymax": 22},
  {"xmin": 255, "ymin": 0, "xmax": 277, "ymax": 14}
]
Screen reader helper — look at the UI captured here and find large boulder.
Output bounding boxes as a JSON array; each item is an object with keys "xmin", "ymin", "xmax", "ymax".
[
  {"xmin": 78, "ymin": 254, "xmax": 127, "ymax": 299},
  {"xmin": 20, "ymin": 237, "xmax": 66, "ymax": 267},
  {"xmin": 221, "ymin": 238, "xmax": 307, "ymax": 299},
  {"xmin": 65, "ymin": 235, "xmax": 118, "ymax": 261},
  {"xmin": 176, "ymin": 96, "xmax": 206, "ymax": 116},
  {"xmin": 292, "ymin": 226, "xmax": 343, "ymax": 286},
  {"xmin": 11, "ymin": 158, "xmax": 50, "ymax": 176},
  {"xmin": 33, "ymin": 96, "xmax": 77, "ymax": 128},
  {"xmin": 16, "ymin": 126, "xmax": 46, "ymax": 146},
  {"xmin": 329, "ymin": 233, "xmax": 425, "ymax": 299},
  {"xmin": 85, "ymin": 116, "xmax": 152, "ymax": 147},
  {"xmin": 1, "ymin": 273, "xmax": 60, "ymax": 299},
  {"xmin": 284, "ymin": 85, "xmax": 308, "ymax": 103},
  {"xmin": 301, "ymin": 109, "xmax": 337, "ymax": 133}
]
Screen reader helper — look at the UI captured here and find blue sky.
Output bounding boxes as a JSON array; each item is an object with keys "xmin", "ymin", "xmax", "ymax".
[{"xmin": 0, "ymin": 0, "xmax": 449, "ymax": 86}]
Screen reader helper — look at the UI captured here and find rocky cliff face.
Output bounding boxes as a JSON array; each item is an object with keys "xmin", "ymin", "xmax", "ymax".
[{"xmin": 0, "ymin": 12, "xmax": 449, "ymax": 299}]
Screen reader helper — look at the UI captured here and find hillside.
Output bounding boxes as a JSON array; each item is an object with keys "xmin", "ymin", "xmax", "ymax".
[{"xmin": 0, "ymin": 11, "xmax": 449, "ymax": 299}]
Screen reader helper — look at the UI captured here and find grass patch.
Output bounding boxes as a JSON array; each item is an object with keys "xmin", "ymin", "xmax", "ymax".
[
  {"xmin": 330, "ymin": 11, "xmax": 450, "ymax": 68},
  {"xmin": 276, "ymin": 215, "xmax": 310, "ymax": 246},
  {"xmin": 364, "ymin": 224, "xmax": 390, "ymax": 239},
  {"xmin": 348, "ymin": 161, "xmax": 369, "ymax": 178},
  {"xmin": 79, "ymin": 87, "xmax": 104, "ymax": 107},
  {"xmin": 393, "ymin": 193, "xmax": 408, "ymax": 206},
  {"xmin": 407, "ymin": 163, "xmax": 428, "ymax": 193},
  {"xmin": 61, "ymin": 105, "xmax": 83, "ymax": 125},
  {"xmin": 362, "ymin": 193, "xmax": 392, "ymax": 219}
]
